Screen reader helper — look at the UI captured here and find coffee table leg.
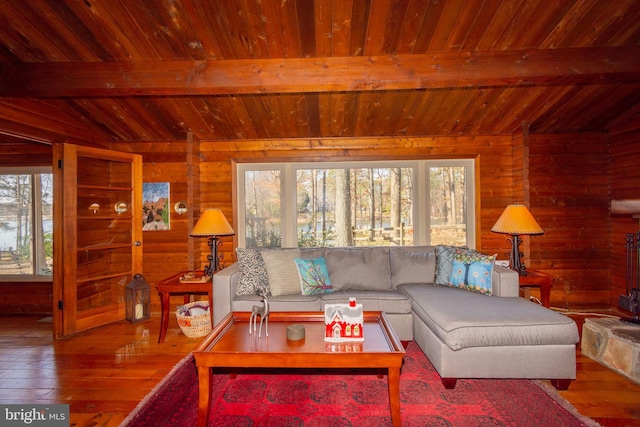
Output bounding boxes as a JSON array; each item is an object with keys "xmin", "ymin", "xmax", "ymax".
[
  {"xmin": 388, "ymin": 367, "xmax": 401, "ymax": 427},
  {"xmin": 197, "ymin": 366, "xmax": 211, "ymax": 427}
]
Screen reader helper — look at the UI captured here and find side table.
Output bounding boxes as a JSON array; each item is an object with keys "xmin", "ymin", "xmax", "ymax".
[
  {"xmin": 156, "ymin": 271, "xmax": 213, "ymax": 343},
  {"xmin": 518, "ymin": 269, "xmax": 553, "ymax": 308}
]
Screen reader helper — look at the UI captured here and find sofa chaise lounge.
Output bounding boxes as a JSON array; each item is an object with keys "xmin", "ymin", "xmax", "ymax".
[{"xmin": 213, "ymin": 246, "xmax": 579, "ymax": 389}]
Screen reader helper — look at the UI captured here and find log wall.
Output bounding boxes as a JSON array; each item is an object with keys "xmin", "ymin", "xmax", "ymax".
[
  {"xmin": 111, "ymin": 137, "xmax": 203, "ymax": 313},
  {"xmin": 201, "ymin": 135, "xmax": 517, "ymax": 259},
  {"xmin": 609, "ymin": 120, "xmax": 640, "ymax": 311},
  {"xmin": 0, "ymin": 119, "xmax": 628, "ymax": 314},
  {"xmin": 528, "ymin": 132, "xmax": 611, "ymax": 309}
]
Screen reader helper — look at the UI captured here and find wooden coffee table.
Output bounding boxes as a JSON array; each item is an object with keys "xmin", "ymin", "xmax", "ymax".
[{"xmin": 193, "ymin": 311, "xmax": 405, "ymax": 427}]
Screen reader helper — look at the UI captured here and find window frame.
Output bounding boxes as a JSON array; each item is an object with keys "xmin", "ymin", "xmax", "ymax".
[
  {"xmin": 236, "ymin": 158, "xmax": 476, "ymax": 249},
  {"xmin": 0, "ymin": 166, "xmax": 53, "ymax": 282}
]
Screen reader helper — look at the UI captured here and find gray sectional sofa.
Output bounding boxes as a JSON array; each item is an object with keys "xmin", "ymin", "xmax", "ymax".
[{"xmin": 212, "ymin": 245, "xmax": 579, "ymax": 389}]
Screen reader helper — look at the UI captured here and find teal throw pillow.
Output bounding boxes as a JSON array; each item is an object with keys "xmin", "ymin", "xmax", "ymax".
[
  {"xmin": 294, "ymin": 257, "xmax": 333, "ymax": 295},
  {"xmin": 448, "ymin": 248, "xmax": 495, "ymax": 295}
]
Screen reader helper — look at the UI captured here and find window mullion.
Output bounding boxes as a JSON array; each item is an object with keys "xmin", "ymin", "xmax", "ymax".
[
  {"xmin": 282, "ymin": 164, "xmax": 297, "ymax": 247},
  {"xmin": 414, "ymin": 162, "xmax": 428, "ymax": 246},
  {"xmin": 32, "ymin": 174, "xmax": 42, "ymax": 274}
]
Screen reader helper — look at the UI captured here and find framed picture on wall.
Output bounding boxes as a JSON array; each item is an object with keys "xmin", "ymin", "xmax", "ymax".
[{"xmin": 142, "ymin": 182, "xmax": 170, "ymax": 231}]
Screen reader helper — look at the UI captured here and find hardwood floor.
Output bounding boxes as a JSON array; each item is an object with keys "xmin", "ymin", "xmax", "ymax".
[
  {"xmin": 0, "ymin": 314, "xmax": 198, "ymax": 426},
  {"xmin": 1, "ymin": 313, "xmax": 639, "ymax": 427}
]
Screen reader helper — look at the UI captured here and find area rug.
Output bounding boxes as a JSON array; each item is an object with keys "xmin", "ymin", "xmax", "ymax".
[{"xmin": 122, "ymin": 342, "xmax": 599, "ymax": 427}]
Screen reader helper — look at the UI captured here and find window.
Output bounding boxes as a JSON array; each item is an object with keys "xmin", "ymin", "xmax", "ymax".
[
  {"xmin": 0, "ymin": 167, "xmax": 53, "ymax": 279},
  {"xmin": 237, "ymin": 159, "xmax": 475, "ymax": 249}
]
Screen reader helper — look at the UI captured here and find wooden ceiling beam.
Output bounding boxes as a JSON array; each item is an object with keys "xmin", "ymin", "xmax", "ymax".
[{"xmin": 1, "ymin": 46, "xmax": 639, "ymax": 97}]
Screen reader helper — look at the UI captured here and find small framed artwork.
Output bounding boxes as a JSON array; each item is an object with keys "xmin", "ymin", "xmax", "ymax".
[{"xmin": 142, "ymin": 182, "xmax": 170, "ymax": 231}]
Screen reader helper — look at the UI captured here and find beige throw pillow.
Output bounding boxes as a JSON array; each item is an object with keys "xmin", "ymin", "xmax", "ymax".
[{"xmin": 261, "ymin": 249, "xmax": 302, "ymax": 296}]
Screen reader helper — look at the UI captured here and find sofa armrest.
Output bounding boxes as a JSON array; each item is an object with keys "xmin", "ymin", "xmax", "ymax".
[
  {"xmin": 491, "ymin": 264, "xmax": 519, "ymax": 297},
  {"xmin": 213, "ymin": 262, "xmax": 240, "ymax": 326}
]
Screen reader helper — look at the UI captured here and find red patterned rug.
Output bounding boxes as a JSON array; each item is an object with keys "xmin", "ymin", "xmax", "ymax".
[{"xmin": 123, "ymin": 342, "xmax": 599, "ymax": 426}]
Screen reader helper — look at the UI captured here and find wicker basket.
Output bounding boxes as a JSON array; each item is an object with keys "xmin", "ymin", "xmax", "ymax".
[{"xmin": 175, "ymin": 302, "xmax": 212, "ymax": 338}]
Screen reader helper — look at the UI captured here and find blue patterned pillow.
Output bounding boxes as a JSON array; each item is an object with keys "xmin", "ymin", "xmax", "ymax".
[
  {"xmin": 448, "ymin": 248, "xmax": 495, "ymax": 295},
  {"xmin": 294, "ymin": 257, "xmax": 333, "ymax": 295}
]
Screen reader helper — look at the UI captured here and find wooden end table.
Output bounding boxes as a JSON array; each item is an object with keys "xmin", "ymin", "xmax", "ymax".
[
  {"xmin": 155, "ymin": 271, "xmax": 213, "ymax": 343},
  {"xmin": 193, "ymin": 311, "xmax": 405, "ymax": 427},
  {"xmin": 519, "ymin": 269, "xmax": 554, "ymax": 308}
]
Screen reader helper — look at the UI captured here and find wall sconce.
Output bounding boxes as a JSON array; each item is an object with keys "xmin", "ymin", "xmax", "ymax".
[
  {"xmin": 491, "ymin": 204, "xmax": 544, "ymax": 276},
  {"xmin": 114, "ymin": 201, "xmax": 129, "ymax": 214},
  {"xmin": 190, "ymin": 208, "xmax": 235, "ymax": 277},
  {"xmin": 174, "ymin": 200, "xmax": 189, "ymax": 215},
  {"xmin": 126, "ymin": 273, "xmax": 150, "ymax": 323},
  {"xmin": 89, "ymin": 203, "xmax": 100, "ymax": 213}
]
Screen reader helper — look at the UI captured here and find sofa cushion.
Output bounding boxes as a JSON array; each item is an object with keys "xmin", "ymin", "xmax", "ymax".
[
  {"xmin": 320, "ymin": 290, "xmax": 412, "ymax": 314},
  {"xmin": 398, "ymin": 283, "xmax": 579, "ymax": 351},
  {"xmin": 449, "ymin": 248, "xmax": 496, "ymax": 295},
  {"xmin": 294, "ymin": 256, "xmax": 333, "ymax": 295},
  {"xmin": 434, "ymin": 245, "xmax": 460, "ymax": 285},
  {"xmin": 235, "ymin": 248, "xmax": 270, "ymax": 295},
  {"xmin": 323, "ymin": 247, "xmax": 391, "ymax": 291},
  {"xmin": 390, "ymin": 249, "xmax": 436, "ymax": 287},
  {"xmin": 300, "ymin": 247, "xmax": 324, "ymax": 259},
  {"xmin": 232, "ymin": 293, "xmax": 321, "ymax": 312},
  {"xmin": 261, "ymin": 248, "xmax": 301, "ymax": 296}
]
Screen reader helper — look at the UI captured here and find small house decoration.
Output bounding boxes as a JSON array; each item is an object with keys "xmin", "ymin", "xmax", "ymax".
[
  {"xmin": 126, "ymin": 273, "xmax": 150, "ymax": 323},
  {"xmin": 324, "ymin": 298, "xmax": 364, "ymax": 342}
]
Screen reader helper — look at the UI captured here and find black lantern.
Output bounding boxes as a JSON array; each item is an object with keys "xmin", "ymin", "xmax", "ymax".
[{"xmin": 126, "ymin": 273, "xmax": 150, "ymax": 323}]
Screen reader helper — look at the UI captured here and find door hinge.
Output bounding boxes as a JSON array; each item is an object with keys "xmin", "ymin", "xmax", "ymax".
[
  {"xmin": 58, "ymin": 300, "xmax": 64, "ymax": 310},
  {"xmin": 57, "ymin": 160, "xmax": 63, "ymax": 169}
]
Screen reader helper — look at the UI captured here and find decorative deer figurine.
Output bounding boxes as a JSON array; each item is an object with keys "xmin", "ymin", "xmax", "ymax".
[{"xmin": 249, "ymin": 293, "xmax": 270, "ymax": 337}]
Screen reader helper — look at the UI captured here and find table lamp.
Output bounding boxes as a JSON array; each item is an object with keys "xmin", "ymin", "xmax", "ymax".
[
  {"xmin": 191, "ymin": 208, "xmax": 235, "ymax": 277},
  {"xmin": 491, "ymin": 204, "xmax": 544, "ymax": 276}
]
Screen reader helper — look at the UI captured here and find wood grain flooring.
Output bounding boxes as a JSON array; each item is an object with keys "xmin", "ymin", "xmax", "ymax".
[{"xmin": 0, "ymin": 313, "xmax": 639, "ymax": 427}]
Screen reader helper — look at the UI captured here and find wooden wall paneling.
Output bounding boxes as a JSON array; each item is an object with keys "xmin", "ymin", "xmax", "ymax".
[
  {"xmin": 0, "ymin": 282, "xmax": 52, "ymax": 314},
  {"xmin": 110, "ymin": 140, "xmax": 197, "ymax": 313},
  {"xmin": 196, "ymin": 156, "xmax": 235, "ymax": 275},
  {"xmin": 0, "ymin": 141, "xmax": 52, "ymax": 166},
  {"xmin": 0, "ymin": 104, "xmax": 104, "ymax": 315},
  {"xmin": 186, "ymin": 132, "xmax": 201, "ymax": 271},
  {"xmin": 529, "ymin": 132, "xmax": 610, "ymax": 310},
  {"xmin": 609, "ymin": 125, "xmax": 640, "ymax": 312},
  {"xmin": 200, "ymin": 134, "xmax": 514, "ymax": 270}
]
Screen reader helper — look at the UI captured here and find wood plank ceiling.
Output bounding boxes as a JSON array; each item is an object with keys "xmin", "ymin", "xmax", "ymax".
[{"xmin": 0, "ymin": 0, "xmax": 639, "ymax": 143}]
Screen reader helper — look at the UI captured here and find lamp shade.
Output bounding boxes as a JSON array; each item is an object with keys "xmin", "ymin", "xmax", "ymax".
[
  {"xmin": 491, "ymin": 204, "xmax": 544, "ymax": 235},
  {"xmin": 190, "ymin": 208, "xmax": 235, "ymax": 237}
]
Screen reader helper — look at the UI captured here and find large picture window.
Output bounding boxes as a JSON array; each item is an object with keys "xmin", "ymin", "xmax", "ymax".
[
  {"xmin": 0, "ymin": 167, "xmax": 53, "ymax": 279},
  {"xmin": 237, "ymin": 159, "xmax": 475, "ymax": 249}
]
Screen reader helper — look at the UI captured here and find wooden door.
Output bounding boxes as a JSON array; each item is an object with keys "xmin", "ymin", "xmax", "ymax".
[{"xmin": 53, "ymin": 143, "xmax": 142, "ymax": 338}]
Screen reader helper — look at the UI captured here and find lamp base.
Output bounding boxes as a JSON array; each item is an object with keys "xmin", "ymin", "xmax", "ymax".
[
  {"xmin": 508, "ymin": 235, "xmax": 528, "ymax": 276},
  {"xmin": 203, "ymin": 236, "xmax": 223, "ymax": 277}
]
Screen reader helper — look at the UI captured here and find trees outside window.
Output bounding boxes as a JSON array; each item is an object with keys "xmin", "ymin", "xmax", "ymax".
[
  {"xmin": 237, "ymin": 160, "xmax": 475, "ymax": 249},
  {"xmin": 0, "ymin": 168, "xmax": 53, "ymax": 277}
]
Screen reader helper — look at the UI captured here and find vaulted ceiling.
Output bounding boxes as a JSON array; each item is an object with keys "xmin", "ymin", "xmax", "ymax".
[{"xmin": 0, "ymin": 0, "xmax": 639, "ymax": 143}]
